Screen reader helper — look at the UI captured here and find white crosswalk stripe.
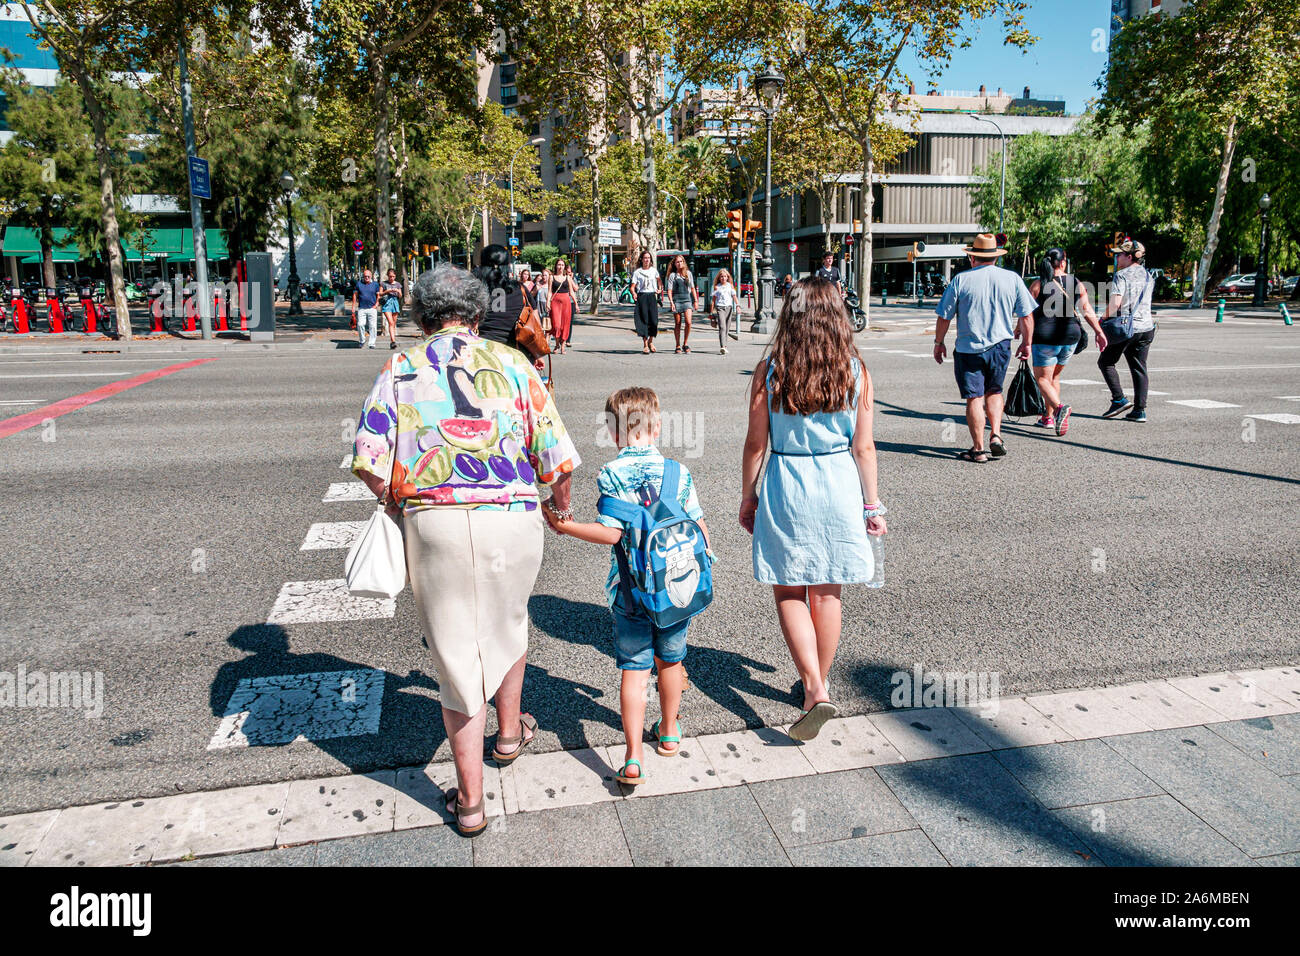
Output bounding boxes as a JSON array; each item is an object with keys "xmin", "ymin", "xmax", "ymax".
[
  {"xmin": 323, "ymin": 481, "xmax": 373, "ymax": 502},
  {"xmin": 1167, "ymin": 399, "xmax": 1240, "ymax": 409},
  {"xmin": 267, "ymin": 579, "xmax": 395, "ymax": 624},
  {"xmin": 301, "ymin": 521, "xmax": 368, "ymax": 551},
  {"xmin": 1244, "ymin": 413, "xmax": 1300, "ymax": 424}
]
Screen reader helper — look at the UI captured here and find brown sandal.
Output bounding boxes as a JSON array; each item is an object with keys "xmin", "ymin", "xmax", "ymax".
[
  {"xmin": 492, "ymin": 713, "xmax": 538, "ymax": 765},
  {"xmin": 445, "ymin": 788, "xmax": 488, "ymax": 837}
]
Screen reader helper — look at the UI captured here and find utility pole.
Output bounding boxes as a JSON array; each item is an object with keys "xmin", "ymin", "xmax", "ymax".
[{"xmin": 177, "ymin": 13, "xmax": 212, "ymax": 339}]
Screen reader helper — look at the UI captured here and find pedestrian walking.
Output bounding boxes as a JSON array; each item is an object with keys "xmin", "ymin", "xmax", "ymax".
[
  {"xmin": 1098, "ymin": 237, "xmax": 1157, "ymax": 423},
  {"xmin": 519, "ymin": 268, "xmax": 537, "ymax": 310},
  {"xmin": 1027, "ymin": 249, "xmax": 1107, "ymax": 436},
  {"xmin": 536, "ymin": 266, "xmax": 552, "ymax": 333},
  {"xmin": 352, "ymin": 268, "xmax": 380, "ymax": 348},
  {"xmin": 631, "ymin": 250, "xmax": 662, "ymax": 354},
  {"xmin": 932, "ymin": 233, "xmax": 1036, "ymax": 462},
  {"xmin": 542, "ymin": 387, "xmax": 712, "ymax": 785},
  {"xmin": 548, "ymin": 257, "xmax": 575, "ymax": 354},
  {"xmin": 815, "ymin": 252, "xmax": 843, "ymax": 294},
  {"xmin": 350, "ymin": 263, "xmax": 580, "ymax": 837},
  {"xmin": 475, "ymin": 245, "xmax": 545, "ymax": 365},
  {"xmin": 667, "ymin": 254, "xmax": 699, "ymax": 353},
  {"xmin": 711, "ymin": 268, "xmax": 736, "ymax": 355},
  {"xmin": 739, "ymin": 277, "xmax": 887, "ymax": 741},
  {"xmin": 380, "ymin": 268, "xmax": 402, "ymax": 350}
]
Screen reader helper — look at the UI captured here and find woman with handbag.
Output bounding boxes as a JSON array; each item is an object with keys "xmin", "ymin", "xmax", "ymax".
[
  {"xmin": 1026, "ymin": 248, "xmax": 1106, "ymax": 436},
  {"xmin": 1098, "ymin": 237, "xmax": 1157, "ymax": 423},
  {"xmin": 351, "ymin": 263, "xmax": 581, "ymax": 837},
  {"xmin": 547, "ymin": 258, "xmax": 576, "ymax": 354}
]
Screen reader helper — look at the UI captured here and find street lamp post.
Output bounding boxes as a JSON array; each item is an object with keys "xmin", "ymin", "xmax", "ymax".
[
  {"xmin": 1252, "ymin": 192, "xmax": 1272, "ymax": 307},
  {"xmin": 510, "ymin": 137, "xmax": 547, "ymax": 254},
  {"xmin": 972, "ymin": 114, "xmax": 1006, "ymax": 235},
  {"xmin": 685, "ymin": 181, "xmax": 698, "ymax": 273},
  {"xmin": 753, "ymin": 65, "xmax": 785, "ymax": 333},
  {"xmin": 279, "ymin": 171, "xmax": 303, "ymax": 316}
]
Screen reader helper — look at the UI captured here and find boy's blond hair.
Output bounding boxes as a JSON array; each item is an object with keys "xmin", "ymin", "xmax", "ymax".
[{"xmin": 604, "ymin": 386, "xmax": 660, "ymax": 444}]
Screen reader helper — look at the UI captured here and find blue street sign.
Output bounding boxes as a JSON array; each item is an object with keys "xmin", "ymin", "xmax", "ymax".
[
  {"xmin": 508, "ymin": 237, "xmax": 520, "ymax": 247},
  {"xmin": 188, "ymin": 156, "xmax": 211, "ymax": 200}
]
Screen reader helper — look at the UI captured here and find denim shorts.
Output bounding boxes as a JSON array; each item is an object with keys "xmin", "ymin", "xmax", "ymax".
[
  {"xmin": 953, "ymin": 340, "xmax": 1011, "ymax": 399},
  {"xmin": 611, "ymin": 607, "xmax": 688, "ymax": 671},
  {"xmin": 1031, "ymin": 343, "xmax": 1075, "ymax": 367}
]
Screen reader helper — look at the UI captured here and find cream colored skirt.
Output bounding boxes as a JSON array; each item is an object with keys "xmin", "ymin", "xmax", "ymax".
[{"xmin": 404, "ymin": 508, "xmax": 544, "ymax": 717}]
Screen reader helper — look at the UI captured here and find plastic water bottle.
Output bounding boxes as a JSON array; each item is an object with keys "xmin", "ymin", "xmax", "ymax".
[{"xmin": 866, "ymin": 533, "xmax": 885, "ymax": 588}]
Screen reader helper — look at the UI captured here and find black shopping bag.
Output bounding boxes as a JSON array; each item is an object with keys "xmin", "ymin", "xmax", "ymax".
[{"xmin": 1004, "ymin": 360, "xmax": 1046, "ymax": 419}]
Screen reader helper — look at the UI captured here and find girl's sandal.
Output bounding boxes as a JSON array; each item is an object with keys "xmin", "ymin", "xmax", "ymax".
[
  {"xmin": 444, "ymin": 788, "xmax": 488, "ymax": 837},
  {"xmin": 651, "ymin": 718, "xmax": 682, "ymax": 757},
  {"xmin": 615, "ymin": 758, "xmax": 645, "ymax": 785},
  {"xmin": 788, "ymin": 701, "xmax": 837, "ymax": 742},
  {"xmin": 492, "ymin": 713, "xmax": 538, "ymax": 765}
]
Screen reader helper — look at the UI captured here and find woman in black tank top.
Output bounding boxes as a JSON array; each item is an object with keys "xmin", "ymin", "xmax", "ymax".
[{"xmin": 1026, "ymin": 248, "xmax": 1104, "ymax": 436}]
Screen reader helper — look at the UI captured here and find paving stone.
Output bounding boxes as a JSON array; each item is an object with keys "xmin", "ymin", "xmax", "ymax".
[
  {"xmin": 472, "ymin": 802, "xmax": 632, "ymax": 867},
  {"xmin": 1024, "ymin": 688, "xmax": 1153, "ymax": 739},
  {"xmin": 951, "ymin": 697, "xmax": 1075, "ymax": 749},
  {"xmin": 616, "ymin": 787, "xmax": 790, "ymax": 866},
  {"xmin": 0, "ymin": 810, "xmax": 59, "ymax": 868},
  {"xmin": 868, "ymin": 708, "xmax": 991, "ymax": 761},
  {"xmin": 504, "ymin": 747, "xmax": 621, "ymax": 813},
  {"xmin": 750, "ymin": 769, "xmax": 916, "ymax": 849},
  {"xmin": 266, "ymin": 579, "xmax": 395, "ymax": 625},
  {"xmin": 393, "ymin": 762, "xmax": 505, "ymax": 829},
  {"xmin": 208, "ymin": 668, "xmax": 385, "ymax": 749},
  {"xmin": 278, "ymin": 771, "xmax": 397, "ymax": 845},
  {"xmin": 793, "ymin": 715, "xmax": 907, "ymax": 772},
  {"xmin": 877, "ymin": 752, "xmax": 1097, "ymax": 866},
  {"xmin": 1203, "ymin": 714, "xmax": 1300, "ymax": 776},
  {"xmin": 147, "ymin": 782, "xmax": 292, "ymax": 861},
  {"xmin": 1233, "ymin": 666, "xmax": 1300, "ymax": 712},
  {"xmin": 602, "ymin": 737, "xmax": 722, "ymax": 798},
  {"xmin": 30, "ymin": 798, "xmax": 180, "ymax": 866},
  {"xmin": 788, "ymin": 828, "xmax": 949, "ymax": 867},
  {"xmin": 170, "ymin": 844, "xmax": 319, "ymax": 867},
  {"xmin": 1105, "ymin": 726, "xmax": 1300, "ymax": 858},
  {"xmin": 1099, "ymin": 681, "xmax": 1224, "ymax": 731},
  {"xmin": 315, "ymin": 825, "xmax": 471, "ymax": 866},
  {"xmin": 1166, "ymin": 672, "xmax": 1293, "ymax": 720},
  {"xmin": 696, "ymin": 726, "xmax": 817, "ymax": 786},
  {"xmin": 1053, "ymin": 796, "xmax": 1255, "ymax": 867},
  {"xmin": 993, "ymin": 739, "xmax": 1163, "ymax": 809}
]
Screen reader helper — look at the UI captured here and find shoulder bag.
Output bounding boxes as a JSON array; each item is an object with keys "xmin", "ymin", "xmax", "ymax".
[
  {"xmin": 344, "ymin": 365, "xmax": 408, "ymax": 599},
  {"xmin": 513, "ymin": 299, "xmax": 551, "ymax": 362}
]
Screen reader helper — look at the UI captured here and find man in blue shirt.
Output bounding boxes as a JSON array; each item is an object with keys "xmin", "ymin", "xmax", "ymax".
[
  {"xmin": 933, "ymin": 233, "xmax": 1035, "ymax": 462},
  {"xmin": 351, "ymin": 269, "xmax": 380, "ymax": 348}
]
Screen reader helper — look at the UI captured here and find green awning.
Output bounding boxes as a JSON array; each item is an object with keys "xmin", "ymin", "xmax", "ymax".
[
  {"xmin": 3, "ymin": 226, "xmax": 78, "ymax": 257},
  {"xmin": 121, "ymin": 227, "xmax": 228, "ymax": 262},
  {"xmin": 20, "ymin": 250, "xmax": 80, "ymax": 263}
]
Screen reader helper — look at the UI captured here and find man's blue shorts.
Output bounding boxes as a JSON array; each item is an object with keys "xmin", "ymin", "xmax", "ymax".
[
  {"xmin": 954, "ymin": 340, "xmax": 1011, "ymax": 399},
  {"xmin": 611, "ymin": 606, "xmax": 688, "ymax": 671}
]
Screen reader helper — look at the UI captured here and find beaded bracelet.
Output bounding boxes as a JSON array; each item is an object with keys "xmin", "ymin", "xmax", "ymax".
[
  {"xmin": 546, "ymin": 497, "xmax": 575, "ymax": 522},
  {"xmin": 863, "ymin": 502, "xmax": 888, "ymax": 518}
]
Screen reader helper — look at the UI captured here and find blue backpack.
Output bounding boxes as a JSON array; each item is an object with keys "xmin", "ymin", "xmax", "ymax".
[{"xmin": 596, "ymin": 459, "xmax": 713, "ymax": 628}]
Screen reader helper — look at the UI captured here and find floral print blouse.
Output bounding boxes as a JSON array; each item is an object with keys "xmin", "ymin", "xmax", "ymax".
[{"xmin": 352, "ymin": 326, "xmax": 580, "ymax": 512}]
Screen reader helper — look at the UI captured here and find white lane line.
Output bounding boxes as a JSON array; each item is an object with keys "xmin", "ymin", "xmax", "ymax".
[
  {"xmin": 0, "ymin": 400, "xmax": 43, "ymax": 406},
  {"xmin": 323, "ymin": 481, "xmax": 372, "ymax": 502},
  {"xmin": 1278, "ymin": 396, "xmax": 1300, "ymax": 401},
  {"xmin": 1060, "ymin": 379, "xmax": 1101, "ymax": 385},
  {"xmin": 208, "ymin": 668, "xmax": 385, "ymax": 750},
  {"xmin": 340, "ymin": 454, "xmax": 350, "ymax": 468},
  {"xmin": 301, "ymin": 521, "xmax": 367, "ymax": 551},
  {"xmin": 0, "ymin": 372, "xmax": 136, "ymax": 379},
  {"xmin": 1167, "ymin": 399, "xmax": 1241, "ymax": 409},
  {"xmin": 266, "ymin": 579, "xmax": 395, "ymax": 624},
  {"xmin": 1153, "ymin": 364, "xmax": 1300, "ymax": 372},
  {"xmin": 1244, "ymin": 413, "xmax": 1300, "ymax": 424}
]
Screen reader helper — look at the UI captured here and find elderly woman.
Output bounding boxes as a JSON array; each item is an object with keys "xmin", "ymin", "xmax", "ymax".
[{"xmin": 351, "ymin": 263, "xmax": 580, "ymax": 836}]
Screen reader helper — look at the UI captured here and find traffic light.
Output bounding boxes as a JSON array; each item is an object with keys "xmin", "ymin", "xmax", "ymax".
[
  {"xmin": 743, "ymin": 219, "xmax": 762, "ymax": 253},
  {"xmin": 908, "ymin": 240, "xmax": 927, "ymax": 263},
  {"xmin": 510, "ymin": 245, "xmax": 520, "ymax": 258},
  {"xmin": 727, "ymin": 209, "xmax": 744, "ymax": 251}
]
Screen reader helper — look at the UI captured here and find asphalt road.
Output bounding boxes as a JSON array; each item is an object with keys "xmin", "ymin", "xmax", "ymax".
[{"xmin": 1, "ymin": 307, "xmax": 1297, "ymax": 813}]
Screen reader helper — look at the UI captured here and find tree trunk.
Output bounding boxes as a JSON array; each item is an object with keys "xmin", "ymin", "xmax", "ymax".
[
  {"xmin": 588, "ymin": 161, "xmax": 601, "ymax": 316},
  {"xmin": 76, "ymin": 69, "xmax": 131, "ymax": 340},
  {"xmin": 641, "ymin": 125, "xmax": 658, "ymax": 257},
  {"xmin": 858, "ymin": 142, "xmax": 875, "ymax": 322},
  {"xmin": 372, "ymin": 51, "xmax": 393, "ymax": 277},
  {"xmin": 1192, "ymin": 115, "xmax": 1237, "ymax": 309},
  {"xmin": 394, "ymin": 124, "xmax": 408, "ymax": 286}
]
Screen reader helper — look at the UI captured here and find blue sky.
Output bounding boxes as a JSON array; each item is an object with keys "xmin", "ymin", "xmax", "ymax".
[{"xmin": 896, "ymin": 0, "xmax": 1114, "ymax": 115}]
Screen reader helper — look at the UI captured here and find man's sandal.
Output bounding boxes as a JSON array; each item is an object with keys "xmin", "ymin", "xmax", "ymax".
[
  {"xmin": 989, "ymin": 435, "xmax": 1007, "ymax": 458},
  {"xmin": 492, "ymin": 713, "xmax": 538, "ymax": 765},
  {"xmin": 651, "ymin": 718, "xmax": 682, "ymax": 757},
  {"xmin": 615, "ymin": 758, "xmax": 645, "ymax": 785},
  {"xmin": 958, "ymin": 448, "xmax": 990, "ymax": 463},
  {"xmin": 444, "ymin": 788, "xmax": 488, "ymax": 837}
]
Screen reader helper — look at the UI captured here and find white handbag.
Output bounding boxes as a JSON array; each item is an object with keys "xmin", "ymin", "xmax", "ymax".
[{"xmin": 344, "ymin": 366, "xmax": 407, "ymax": 599}]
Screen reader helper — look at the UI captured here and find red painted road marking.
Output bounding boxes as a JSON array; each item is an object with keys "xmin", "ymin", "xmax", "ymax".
[{"xmin": 0, "ymin": 357, "xmax": 218, "ymax": 439}]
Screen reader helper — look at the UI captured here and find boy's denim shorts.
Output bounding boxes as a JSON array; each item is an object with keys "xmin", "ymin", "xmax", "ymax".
[{"xmin": 611, "ymin": 606, "xmax": 688, "ymax": 671}]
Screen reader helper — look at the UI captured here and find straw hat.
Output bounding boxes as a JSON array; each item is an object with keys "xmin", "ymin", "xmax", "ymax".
[
  {"xmin": 1108, "ymin": 236, "xmax": 1146, "ymax": 260},
  {"xmin": 963, "ymin": 233, "xmax": 1006, "ymax": 258}
]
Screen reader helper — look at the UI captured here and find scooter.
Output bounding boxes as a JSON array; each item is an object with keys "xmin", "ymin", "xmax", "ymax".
[{"xmin": 844, "ymin": 289, "xmax": 868, "ymax": 333}]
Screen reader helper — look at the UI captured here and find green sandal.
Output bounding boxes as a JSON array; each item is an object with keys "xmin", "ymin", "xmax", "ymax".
[
  {"xmin": 651, "ymin": 718, "xmax": 682, "ymax": 757},
  {"xmin": 615, "ymin": 758, "xmax": 645, "ymax": 785}
]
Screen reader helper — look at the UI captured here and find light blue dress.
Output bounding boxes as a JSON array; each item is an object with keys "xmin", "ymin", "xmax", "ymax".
[{"xmin": 752, "ymin": 359, "xmax": 873, "ymax": 585}]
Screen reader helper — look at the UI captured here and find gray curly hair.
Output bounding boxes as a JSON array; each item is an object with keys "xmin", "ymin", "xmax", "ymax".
[{"xmin": 409, "ymin": 263, "xmax": 489, "ymax": 333}]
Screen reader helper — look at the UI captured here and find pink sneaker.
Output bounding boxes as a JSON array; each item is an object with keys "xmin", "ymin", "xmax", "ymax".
[{"xmin": 1035, "ymin": 414, "xmax": 1056, "ymax": 428}]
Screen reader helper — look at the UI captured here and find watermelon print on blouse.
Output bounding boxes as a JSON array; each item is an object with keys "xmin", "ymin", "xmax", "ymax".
[{"xmin": 351, "ymin": 327, "xmax": 579, "ymax": 511}]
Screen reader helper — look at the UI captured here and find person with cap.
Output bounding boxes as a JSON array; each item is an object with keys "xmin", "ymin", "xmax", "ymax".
[
  {"xmin": 933, "ymin": 233, "xmax": 1036, "ymax": 462},
  {"xmin": 1098, "ymin": 237, "xmax": 1157, "ymax": 423}
]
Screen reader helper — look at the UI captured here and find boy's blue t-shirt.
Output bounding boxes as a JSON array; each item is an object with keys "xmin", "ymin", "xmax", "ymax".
[{"xmin": 596, "ymin": 444, "xmax": 703, "ymax": 609}]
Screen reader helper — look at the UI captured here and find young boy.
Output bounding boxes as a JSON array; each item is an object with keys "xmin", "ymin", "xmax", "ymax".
[{"xmin": 542, "ymin": 387, "xmax": 710, "ymax": 784}]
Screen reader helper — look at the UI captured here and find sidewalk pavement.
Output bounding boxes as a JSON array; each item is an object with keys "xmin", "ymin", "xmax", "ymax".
[{"xmin": 3, "ymin": 665, "xmax": 1297, "ymax": 867}]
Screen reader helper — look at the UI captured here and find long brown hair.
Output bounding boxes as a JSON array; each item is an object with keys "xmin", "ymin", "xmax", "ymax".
[
  {"xmin": 765, "ymin": 277, "xmax": 860, "ymax": 415},
  {"xmin": 671, "ymin": 254, "xmax": 688, "ymax": 276}
]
